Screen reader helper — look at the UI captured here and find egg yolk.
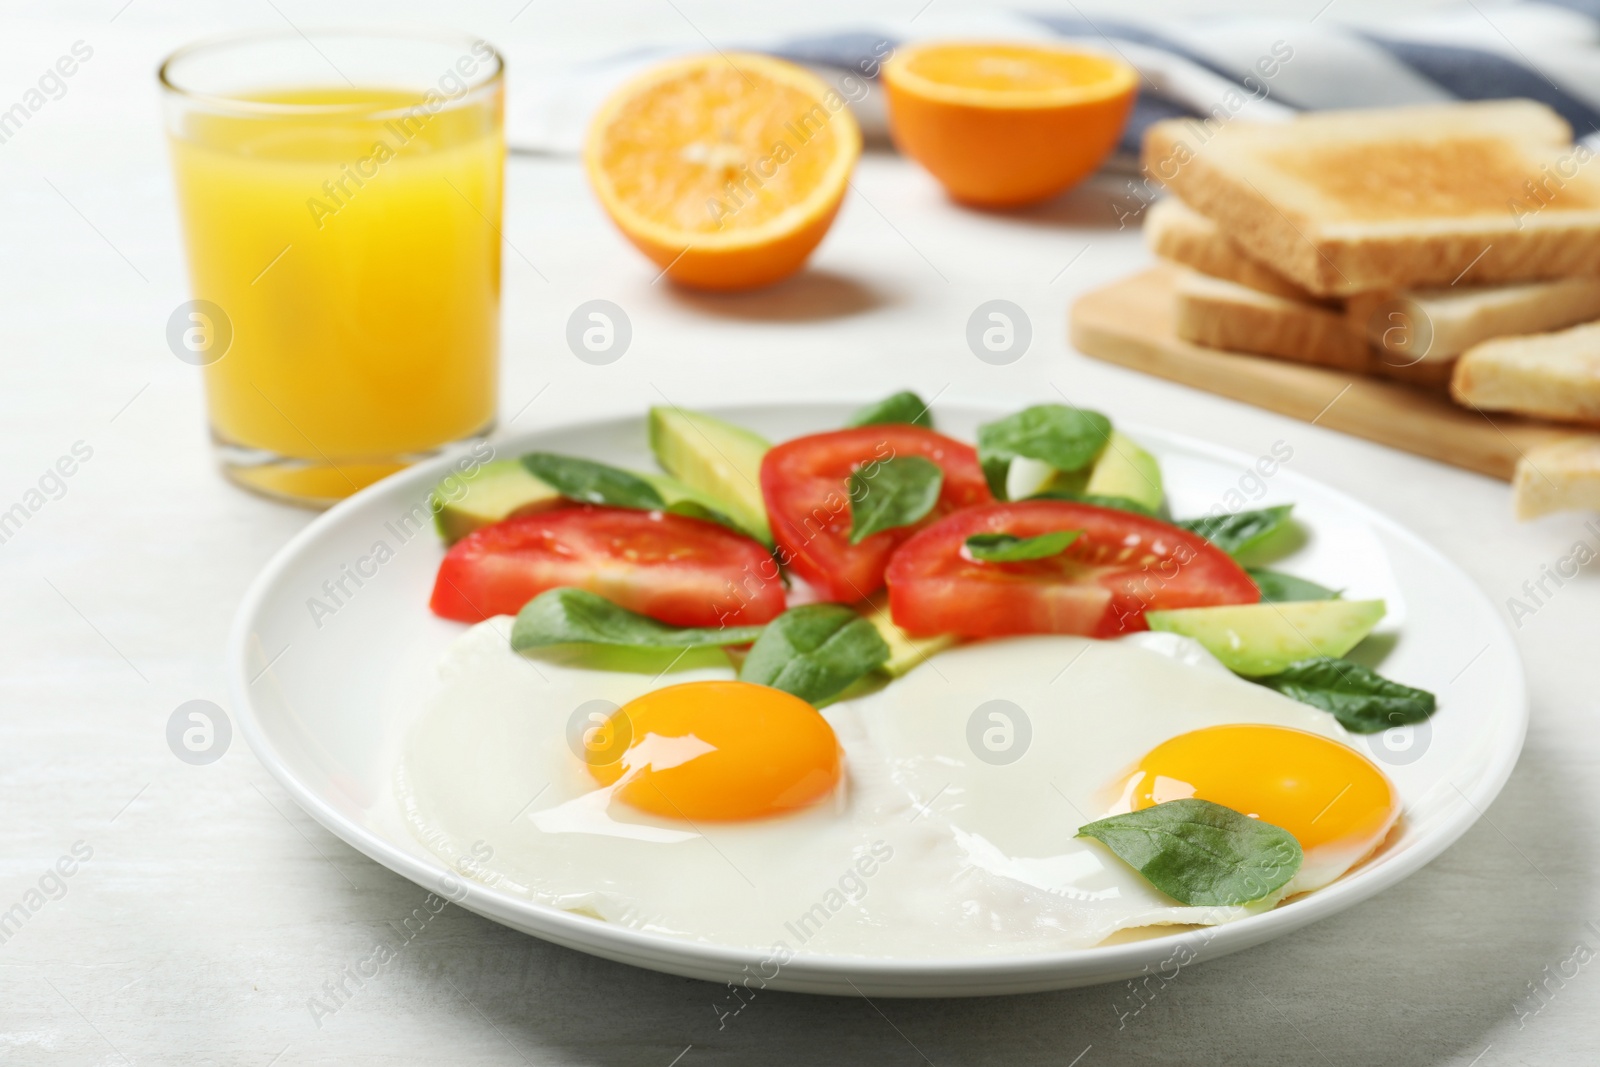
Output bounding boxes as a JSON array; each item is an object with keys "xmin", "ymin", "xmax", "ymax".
[
  {"xmin": 1127, "ymin": 724, "xmax": 1399, "ymax": 854},
  {"xmin": 588, "ymin": 680, "xmax": 842, "ymax": 822}
]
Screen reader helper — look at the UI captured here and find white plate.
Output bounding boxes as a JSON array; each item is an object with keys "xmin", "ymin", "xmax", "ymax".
[{"xmin": 227, "ymin": 402, "xmax": 1526, "ymax": 997}]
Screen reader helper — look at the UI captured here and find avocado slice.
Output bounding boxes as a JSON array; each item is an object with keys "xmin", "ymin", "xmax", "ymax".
[
  {"xmin": 859, "ymin": 594, "xmax": 956, "ymax": 677},
  {"xmin": 1145, "ymin": 599, "xmax": 1386, "ymax": 677},
  {"xmin": 432, "ymin": 456, "xmax": 776, "ymax": 546},
  {"xmin": 432, "ymin": 460, "xmax": 562, "ymax": 543},
  {"xmin": 1084, "ymin": 431, "xmax": 1163, "ymax": 512},
  {"xmin": 648, "ymin": 407, "xmax": 773, "ymax": 546}
]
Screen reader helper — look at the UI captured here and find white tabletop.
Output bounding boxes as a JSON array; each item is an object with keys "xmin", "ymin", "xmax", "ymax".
[{"xmin": 3, "ymin": 3, "xmax": 1595, "ymax": 1064}]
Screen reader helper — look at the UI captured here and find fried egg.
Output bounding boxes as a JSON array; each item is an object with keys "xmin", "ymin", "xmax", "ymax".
[
  {"xmin": 855, "ymin": 634, "xmax": 1401, "ymax": 945},
  {"xmin": 396, "ymin": 621, "xmax": 931, "ymax": 954},
  {"xmin": 394, "ymin": 621, "xmax": 1400, "ymax": 956}
]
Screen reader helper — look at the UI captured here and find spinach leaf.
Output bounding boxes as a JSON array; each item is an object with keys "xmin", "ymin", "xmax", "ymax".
[
  {"xmin": 1248, "ymin": 568, "xmax": 1341, "ymax": 603},
  {"xmin": 846, "ymin": 391, "xmax": 933, "ymax": 429},
  {"xmin": 1077, "ymin": 798, "xmax": 1303, "ymax": 907},
  {"xmin": 1254, "ymin": 657, "xmax": 1437, "ymax": 733},
  {"xmin": 964, "ymin": 529, "xmax": 1082, "ymax": 562},
  {"xmin": 520, "ymin": 453, "xmax": 665, "ymax": 511},
  {"xmin": 738, "ymin": 604, "xmax": 890, "ymax": 706},
  {"xmin": 510, "ymin": 588, "xmax": 763, "ymax": 651},
  {"xmin": 847, "ymin": 455, "xmax": 944, "ymax": 544},
  {"xmin": 1178, "ymin": 505, "xmax": 1293, "ymax": 555},
  {"xmin": 977, "ymin": 404, "xmax": 1112, "ymax": 499},
  {"xmin": 1029, "ymin": 491, "xmax": 1160, "ymax": 518}
]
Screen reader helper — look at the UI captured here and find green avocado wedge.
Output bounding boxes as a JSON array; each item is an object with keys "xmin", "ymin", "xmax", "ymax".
[
  {"xmin": 648, "ymin": 406, "xmax": 773, "ymax": 547},
  {"xmin": 431, "ymin": 458, "xmax": 770, "ymax": 546},
  {"xmin": 432, "ymin": 460, "xmax": 562, "ymax": 544},
  {"xmin": 1082, "ymin": 431, "xmax": 1163, "ymax": 513},
  {"xmin": 1145, "ymin": 599, "xmax": 1387, "ymax": 677}
]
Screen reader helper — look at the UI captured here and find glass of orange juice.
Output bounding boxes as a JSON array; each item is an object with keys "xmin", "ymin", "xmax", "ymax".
[{"xmin": 160, "ymin": 30, "xmax": 503, "ymax": 506}]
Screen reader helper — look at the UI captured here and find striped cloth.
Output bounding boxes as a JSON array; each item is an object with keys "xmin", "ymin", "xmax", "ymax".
[{"xmin": 508, "ymin": 1, "xmax": 1600, "ymax": 159}]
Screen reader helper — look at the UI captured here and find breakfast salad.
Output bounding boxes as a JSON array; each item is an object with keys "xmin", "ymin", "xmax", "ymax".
[{"xmin": 400, "ymin": 394, "xmax": 1438, "ymax": 955}]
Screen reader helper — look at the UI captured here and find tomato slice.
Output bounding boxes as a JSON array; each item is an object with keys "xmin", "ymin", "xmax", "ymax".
[
  {"xmin": 760, "ymin": 425, "xmax": 994, "ymax": 601},
  {"xmin": 429, "ymin": 505, "xmax": 785, "ymax": 626},
  {"xmin": 885, "ymin": 501, "xmax": 1259, "ymax": 638}
]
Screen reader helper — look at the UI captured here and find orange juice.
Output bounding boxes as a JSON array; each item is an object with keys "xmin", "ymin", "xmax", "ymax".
[{"xmin": 167, "ymin": 83, "xmax": 503, "ymax": 503}]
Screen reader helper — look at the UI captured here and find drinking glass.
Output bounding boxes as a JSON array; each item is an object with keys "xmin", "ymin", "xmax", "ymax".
[{"xmin": 160, "ymin": 29, "xmax": 504, "ymax": 506}]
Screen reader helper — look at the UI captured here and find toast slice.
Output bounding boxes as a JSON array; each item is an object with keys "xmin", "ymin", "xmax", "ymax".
[
  {"xmin": 1348, "ymin": 278, "xmax": 1600, "ymax": 363},
  {"xmin": 1452, "ymin": 321, "xmax": 1600, "ymax": 424},
  {"xmin": 1514, "ymin": 436, "xmax": 1600, "ymax": 519},
  {"xmin": 1143, "ymin": 100, "xmax": 1594, "ymax": 297},
  {"xmin": 1145, "ymin": 197, "xmax": 1319, "ymax": 303},
  {"xmin": 1173, "ymin": 270, "xmax": 1372, "ymax": 371}
]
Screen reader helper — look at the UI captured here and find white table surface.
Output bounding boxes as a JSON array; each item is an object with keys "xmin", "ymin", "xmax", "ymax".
[{"xmin": 4, "ymin": 2, "xmax": 1596, "ymax": 1064}]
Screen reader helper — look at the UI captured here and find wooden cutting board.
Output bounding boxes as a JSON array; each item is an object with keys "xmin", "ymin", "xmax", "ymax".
[{"xmin": 1069, "ymin": 265, "xmax": 1578, "ymax": 481}]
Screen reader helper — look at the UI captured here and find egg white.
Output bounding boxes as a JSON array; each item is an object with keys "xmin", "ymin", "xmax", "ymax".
[{"xmin": 395, "ymin": 620, "xmax": 1391, "ymax": 957}]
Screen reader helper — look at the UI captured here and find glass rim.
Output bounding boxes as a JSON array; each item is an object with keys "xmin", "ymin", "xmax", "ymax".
[{"xmin": 157, "ymin": 27, "xmax": 504, "ymax": 119}]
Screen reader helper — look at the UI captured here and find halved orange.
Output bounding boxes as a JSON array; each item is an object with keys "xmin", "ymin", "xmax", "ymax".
[
  {"xmin": 585, "ymin": 53, "xmax": 862, "ymax": 290},
  {"xmin": 882, "ymin": 41, "xmax": 1136, "ymax": 207}
]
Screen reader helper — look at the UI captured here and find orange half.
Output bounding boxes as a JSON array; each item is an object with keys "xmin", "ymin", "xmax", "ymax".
[
  {"xmin": 585, "ymin": 53, "xmax": 862, "ymax": 290},
  {"xmin": 882, "ymin": 41, "xmax": 1136, "ymax": 206}
]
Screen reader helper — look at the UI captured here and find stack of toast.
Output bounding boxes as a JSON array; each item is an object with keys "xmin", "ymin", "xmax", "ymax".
[{"xmin": 1139, "ymin": 100, "xmax": 1600, "ymax": 518}]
